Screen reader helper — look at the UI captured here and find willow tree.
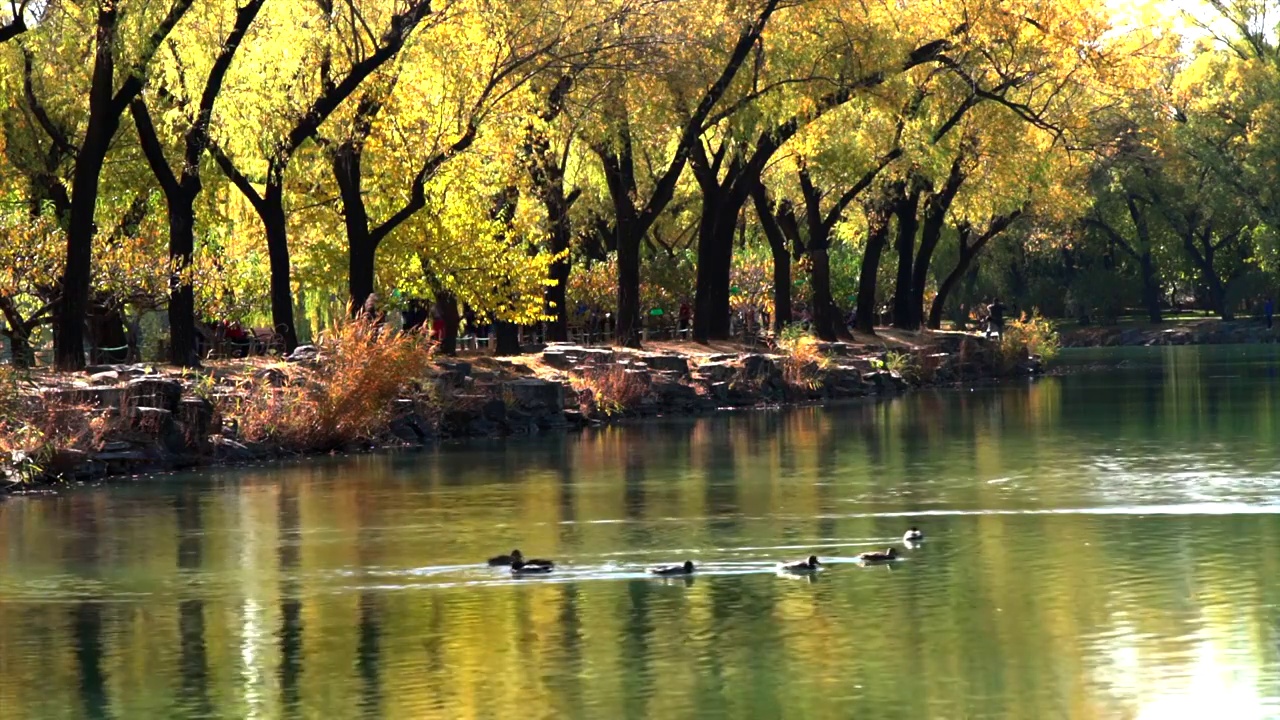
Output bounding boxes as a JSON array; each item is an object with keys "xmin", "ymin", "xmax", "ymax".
[
  {"xmin": 586, "ymin": 0, "xmax": 782, "ymax": 348},
  {"xmin": 16, "ymin": 0, "xmax": 198, "ymax": 369},
  {"xmin": 130, "ymin": 0, "xmax": 268, "ymax": 367},
  {"xmin": 210, "ymin": 0, "xmax": 434, "ymax": 352}
]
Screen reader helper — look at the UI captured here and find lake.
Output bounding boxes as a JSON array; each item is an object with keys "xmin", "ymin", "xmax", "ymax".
[{"xmin": 5, "ymin": 345, "xmax": 1280, "ymax": 719}]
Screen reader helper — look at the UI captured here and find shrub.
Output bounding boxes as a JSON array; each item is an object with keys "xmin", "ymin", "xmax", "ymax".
[
  {"xmin": 775, "ymin": 323, "xmax": 829, "ymax": 390},
  {"xmin": 997, "ymin": 311, "xmax": 1060, "ymax": 373},
  {"xmin": 224, "ymin": 317, "xmax": 435, "ymax": 450}
]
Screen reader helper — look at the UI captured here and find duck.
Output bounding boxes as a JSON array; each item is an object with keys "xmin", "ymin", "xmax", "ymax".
[
  {"xmin": 777, "ymin": 555, "xmax": 822, "ymax": 573},
  {"xmin": 489, "ymin": 550, "xmax": 554, "ymax": 569},
  {"xmin": 648, "ymin": 560, "xmax": 695, "ymax": 576},
  {"xmin": 488, "ymin": 549, "xmax": 524, "ymax": 566},
  {"xmin": 903, "ymin": 527, "xmax": 924, "ymax": 543},
  {"xmin": 857, "ymin": 547, "xmax": 898, "ymax": 564},
  {"xmin": 510, "ymin": 560, "xmax": 554, "ymax": 575}
]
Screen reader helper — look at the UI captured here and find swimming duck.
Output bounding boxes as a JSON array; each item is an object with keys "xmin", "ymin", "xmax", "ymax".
[
  {"xmin": 648, "ymin": 560, "xmax": 695, "ymax": 576},
  {"xmin": 488, "ymin": 549, "xmax": 524, "ymax": 566},
  {"xmin": 903, "ymin": 527, "xmax": 924, "ymax": 542},
  {"xmin": 777, "ymin": 555, "xmax": 822, "ymax": 572},
  {"xmin": 858, "ymin": 548, "xmax": 898, "ymax": 564},
  {"xmin": 510, "ymin": 560, "xmax": 553, "ymax": 575}
]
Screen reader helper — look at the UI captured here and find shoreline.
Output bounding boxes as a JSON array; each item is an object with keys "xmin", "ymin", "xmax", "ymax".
[
  {"xmin": 1060, "ymin": 319, "xmax": 1278, "ymax": 348},
  {"xmin": 1, "ymin": 333, "xmax": 1039, "ymax": 494}
]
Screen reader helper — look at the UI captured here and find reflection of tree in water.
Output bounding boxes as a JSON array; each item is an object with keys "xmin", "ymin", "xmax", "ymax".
[
  {"xmin": 73, "ymin": 601, "xmax": 110, "ymax": 720},
  {"xmin": 175, "ymin": 491, "xmax": 212, "ymax": 718},
  {"xmin": 277, "ymin": 484, "xmax": 303, "ymax": 719}
]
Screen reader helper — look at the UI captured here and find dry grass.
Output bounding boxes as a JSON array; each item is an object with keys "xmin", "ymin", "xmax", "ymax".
[
  {"xmin": 222, "ymin": 317, "xmax": 436, "ymax": 450},
  {"xmin": 571, "ymin": 364, "xmax": 649, "ymax": 416},
  {"xmin": 1, "ymin": 367, "xmax": 110, "ymax": 482},
  {"xmin": 775, "ymin": 325, "xmax": 830, "ymax": 391}
]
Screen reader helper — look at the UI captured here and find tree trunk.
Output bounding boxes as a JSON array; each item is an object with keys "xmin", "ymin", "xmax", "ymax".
[
  {"xmin": 4, "ymin": 327, "xmax": 33, "ymax": 369},
  {"xmin": 616, "ymin": 225, "xmax": 642, "ymax": 348},
  {"xmin": 810, "ymin": 246, "xmax": 842, "ymax": 341},
  {"xmin": 261, "ymin": 189, "xmax": 299, "ymax": 352},
  {"xmin": 494, "ymin": 320, "xmax": 520, "ymax": 356},
  {"xmin": 854, "ymin": 208, "xmax": 892, "ymax": 335},
  {"xmin": 436, "ymin": 291, "xmax": 460, "ymax": 356},
  {"xmin": 167, "ymin": 194, "xmax": 199, "ymax": 366},
  {"xmin": 56, "ymin": 141, "xmax": 109, "ymax": 370},
  {"xmin": 334, "ymin": 144, "xmax": 377, "ymax": 315},
  {"xmin": 544, "ymin": 203, "xmax": 571, "ymax": 343},
  {"xmin": 752, "ymin": 187, "xmax": 792, "ymax": 333},
  {"xmin": 929, "ymin": 254, "xmax": 972, "ymax": 331},
  {"xmin": 1139, "ymin": 251, "xmax": 1162, "ymax": 324},
  {"xmin": 693, "ymin": 205, "xmax": 737, "ymax": 342},
  {"xmin": 891, "ymin": 191, "xmax": 921, "ymax": 330}
]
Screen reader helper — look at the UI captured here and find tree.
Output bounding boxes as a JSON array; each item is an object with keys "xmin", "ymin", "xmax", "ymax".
[
  {"xmin": 130, "ymin": 0, "xmax": 268, "ymax": 367},
  {"xmin": 31, "ymin": 0, "xmax": 198, "ymax": 370},
  {"xmin": 0, "ymin": 0, "xmax": 29, "ymax": 43},
  {"xmin": 590, "ymin": 0, "xmax": 782, "ymax": 348},
  {"xmin": 210, "ymin": 0, "xmax": 435, "ymax": 352}
]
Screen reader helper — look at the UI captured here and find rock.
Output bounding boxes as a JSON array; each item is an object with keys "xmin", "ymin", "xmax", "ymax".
[
  {"xmin": 442, "ymin": 409, "xmax": 477, "ymax": 434},
  {"xmin": 389, "ymin": 412, "xmax": 432, "ymax": 443},
  {"xmin": 482, "ymin": 398, "xmax": 507, "ymax": 422},
  {"xmin": 252, "ymin": 367, "xmax": 288, "ymax": 387},
  {"xmin": 643, "ymin": 354, "xmax": 689, "ymax": 376},
  {"xmin": 177, "ymin": 398, "xmax": 215, "ymax": 450},
  {"xmin": 536, "ymin": 411, "xmax": 568, "ymax": 430},
  {"xmin": 563, "ymin": 409, "xmax": 587, "ymax": 427},
  {"xmin": 89, "ymin": 370, "xmax": 119, "ymax": 383},
  {"xmin": 437, "ymin": 360, "xmax": 472, "ymax": 377},
  {"xmin": 126, "ymin": 406, "xmax": 186, "ymax": 453},
  {"xmin": 707, "ymin": 354, "xmax": 736, "ymax": 362},
  {"xmin": 100, "ymin": 440, "xmax": 133, "ymax": 453},
  {"xmin": 651, "ymin": 381, "xmax": 699, "ymax": 406},
  {"xmin": 125, "ymin": 377, "xmax": 183, "ymax": 413},
  {"xmin": 694, "ymin": 361, "xmax": 737, "ymax": 382},
  {"xmin": 739, "ymin": 354, "xmax": 778, "ymax": 378},
  {"xmin": 468, "ymin": 418, "xmax": 501, "ymax": 436},
  {"xmin": 503, "ymin": 379, "xmax": 565, "ymax": 412},
  {"xmin": 47, "ymin": 448, "xmax": 90, "ymax": 476},
  {"xmin": 285, "ymin": 345, "xmax": 320, "ymax": 362},
  {"xmin": 42, "ymin": 386, "xmax": 122, "ymax": 409},
  {"xmin": 210, "ymin": 435, "xmax": 256, "ymax": 461},
  {"xmin": 92, "ymin": 449, "xmax": 151, "ymax": 462},
  {"xmin": 541, "ymin": 350, "xmax": 573, "ymax": 369}
]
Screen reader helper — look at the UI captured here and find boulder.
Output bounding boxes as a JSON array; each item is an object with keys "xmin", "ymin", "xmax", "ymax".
[
  {"xmin": 503, "ymin": 379, "xmax": 565, "ymax": 412},
  {"xmin": 541, "ymin": 350, "xmax": 573, "ymax": 369},
  {"xmin": 125, "ymin": 377, "xmax": 183, "ymax": 413},
  {"xmin": 211, "ymin": 435, "xmax": 256, "ymax": 461},
  {"xmin": 389, "ymin": 412, "xmax": 432, "ymax": 443},
  {"xmin": 643, "ymin": 354, "xmax": 689, "ymax": 376},
  {"xmin": 694, "ymin": 361, "xmax": 737, "ymax": 382},
  {"xmin": 651, "ymin": 381, "xmax": 699, "ymax": 410},
  {"xmin": 177, "ymin": 398, "xmax": 215, "ymax": 450},
  {"xmin": 285, "ymin": 345, "xmax": 320, "ymax": 363},
  {"xmin": 42, "ymin": 386, "xmax": 122, "ymax": 409},
  {"xmin": 47, "ymin": 448, "xmax": 90, "ymax": 477},
  {"xmin": 481, "ymin": 398, "xmax": 507, "ymax": 422},
  {"xmin": 127, "ymin": 406, "xmax": 186, "ymax": 453}
]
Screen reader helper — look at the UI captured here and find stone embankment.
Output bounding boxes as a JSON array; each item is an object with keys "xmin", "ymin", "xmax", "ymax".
[
  {"xmin": 8, "ymin": 334, "xmax": 1032, "ymax": 488},
  {"xmin": 1061, "ymin": 320, "xmax": 1277, "ymax": 348}
]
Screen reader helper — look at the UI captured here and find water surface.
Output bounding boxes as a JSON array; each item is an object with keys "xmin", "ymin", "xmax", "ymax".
[{"xmin": 5, "ymin": 345, "xmax": 1280, "ymax": 719}]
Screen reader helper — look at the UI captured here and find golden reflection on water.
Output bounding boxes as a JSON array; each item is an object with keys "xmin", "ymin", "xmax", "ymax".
[{"xmin": 4, "ymin": 346, "xmax": 1280, "ymax": 718}]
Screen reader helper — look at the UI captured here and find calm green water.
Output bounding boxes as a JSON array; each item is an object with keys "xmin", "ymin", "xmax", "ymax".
[{"xmin": 6, "ymin": 345, "xmax": 1280, "ymax": 720}]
